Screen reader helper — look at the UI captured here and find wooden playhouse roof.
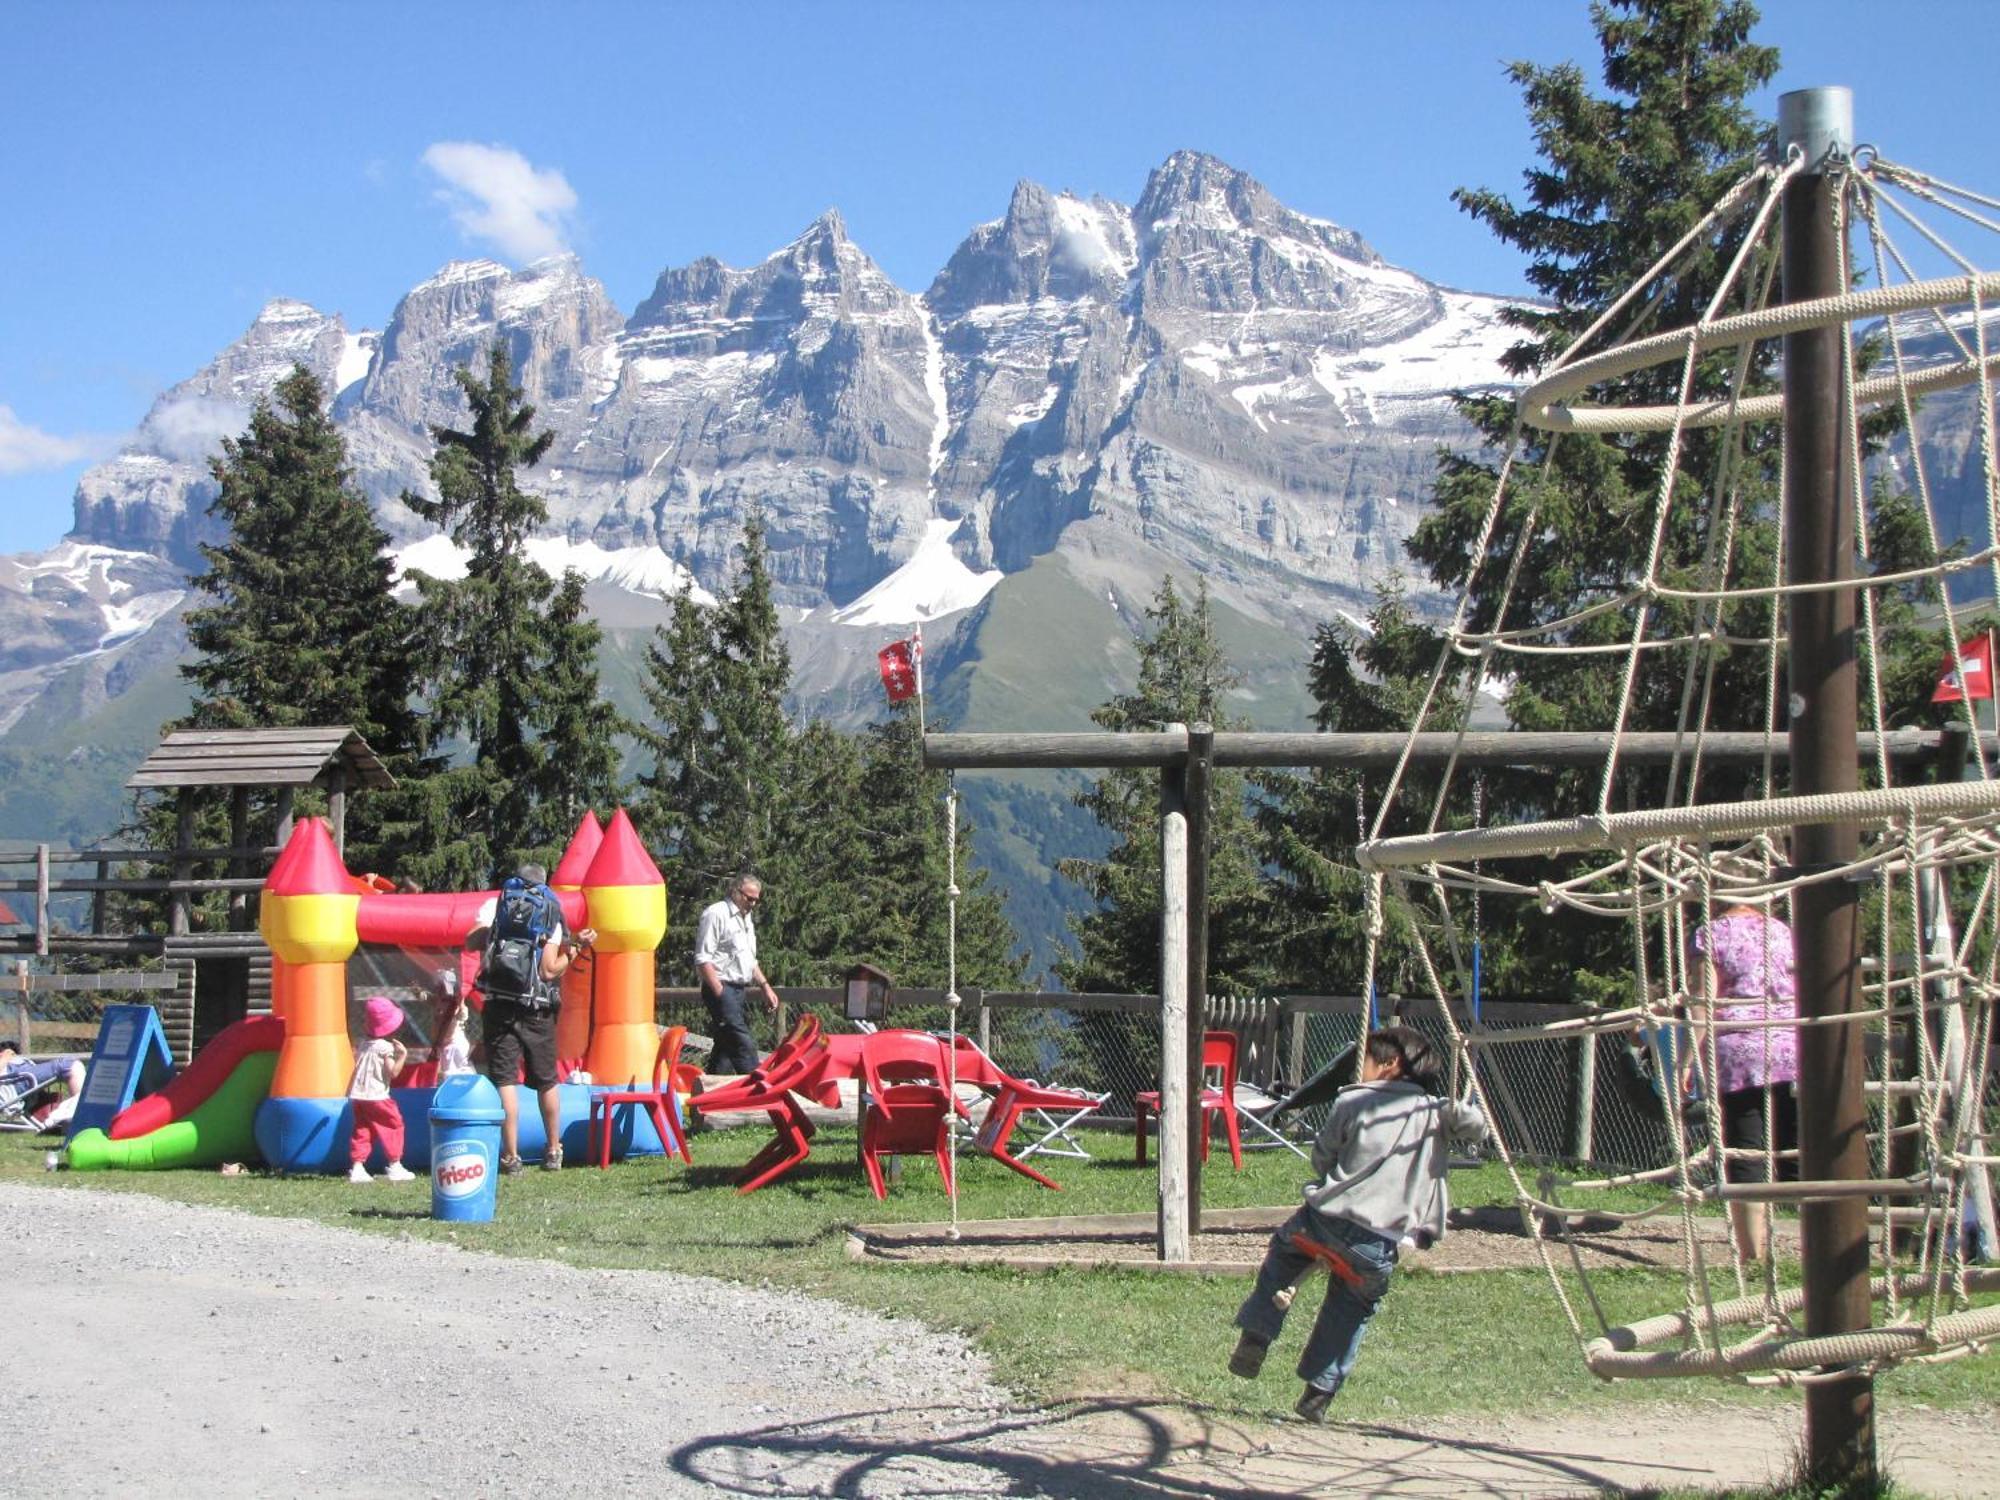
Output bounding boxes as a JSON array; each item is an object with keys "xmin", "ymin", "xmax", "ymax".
[{"xmin": 125, "ymin": 726, "xmax": 396, "ymax": 791}]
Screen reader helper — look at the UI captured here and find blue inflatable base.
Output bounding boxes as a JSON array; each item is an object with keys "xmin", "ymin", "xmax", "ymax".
[{"xmin": 252, "ymin": 1083, "xmax": 682, "ymax": 1174}]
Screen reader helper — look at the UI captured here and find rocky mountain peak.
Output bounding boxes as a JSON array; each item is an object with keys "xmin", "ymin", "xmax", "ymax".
[{"xmin": 927, "ymin": 179, "xmax": 1135, "ymax": 317}]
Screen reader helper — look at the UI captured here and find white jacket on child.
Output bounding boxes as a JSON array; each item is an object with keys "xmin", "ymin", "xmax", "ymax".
[
  {"xmin": 1304, "ymin": 1079, "xmax": 1485, "ymax": 1242},
  {"xmin": 348, "ymin": 1038, "xmax": 397, "ymax": 1101}
]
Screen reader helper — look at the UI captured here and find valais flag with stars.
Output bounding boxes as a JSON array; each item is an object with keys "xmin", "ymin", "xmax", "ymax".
[
  {"xmin": 1933, "ymin": 632, "xmax": 1996, "ymax": 703},
  {"xmin": 877, "ymin": 637, "xmax": 918, "ymax": 704}
]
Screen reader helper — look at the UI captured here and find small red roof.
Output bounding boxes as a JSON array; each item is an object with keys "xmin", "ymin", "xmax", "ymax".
[
  {"xmin": 264, "ymin": 817, "xmax": 355, "ymax": 897},
  {"xmin": 551, "ymin": 810, "xmax": 605, "ymax": 888},
  {"xmin": 582, "ymin": 808, "xmax": 662, "ymax": 889}
]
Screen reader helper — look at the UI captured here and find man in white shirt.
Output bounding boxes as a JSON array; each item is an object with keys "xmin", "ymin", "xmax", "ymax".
[{"xmin": 694, "ymin": 874, "xmax": 779, "ymax": 1074}]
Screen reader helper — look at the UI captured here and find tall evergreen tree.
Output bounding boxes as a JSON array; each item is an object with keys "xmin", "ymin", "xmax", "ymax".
[
  {"xmin": 634, "ymin": 517, "xmax": 796, "ymax": 975},
  {"xmin": 1057, "ymin": 576, "xmax": 1271, "ymax": 995},
  {"xmin": 1260, "ymin": 580, "xmax": 1457, "ymax": 996},
  {"xmin": 168, "ymin": 365, "xmax": 426, "ymax": 886},
  {"xmin": 402, "ymin": 345, "xmax": 622, "ymax": 888},
  {"xmin": 847, "ymin": 704, "xmax": 1026, "ymax": 994},
  {"xmin": 1317, "ymin": 0, "xmax": 1940, "ymax": 1001}
]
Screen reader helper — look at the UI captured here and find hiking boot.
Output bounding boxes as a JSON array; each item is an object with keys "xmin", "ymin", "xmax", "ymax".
[
  {"xmin": 383, "ymin": 1162, "xmax": 416, "ymax": 1183},
  {"xmin": 1295, "ymin": 1384, "xmax": 1337, "ymax": 1423},
  {"xmin": 500, "ymin": 1153, "xmax": 525, "ymax": 1177},
  {"xmin": 541, "ymin": 1144, "xmax": 563, "ymax": 1171},
  {"xmin": 347, "ymin": 1162, "xmax": 373, "ymax": 1184},
  {"xmin": 1228, "ymin": 1331, "xmax": 1270, "ymax": 1379}
]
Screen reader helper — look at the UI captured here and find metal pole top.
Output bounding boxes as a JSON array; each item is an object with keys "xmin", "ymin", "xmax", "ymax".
[{"xmin": 1778, "ymin": 87, "xmax": 1854, "ymax": 174}]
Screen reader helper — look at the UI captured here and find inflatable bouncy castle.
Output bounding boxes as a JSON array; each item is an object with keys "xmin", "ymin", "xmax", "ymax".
[{"xmin": 67, "ymin": 809, "xmax": 671, "ymax": 1173}]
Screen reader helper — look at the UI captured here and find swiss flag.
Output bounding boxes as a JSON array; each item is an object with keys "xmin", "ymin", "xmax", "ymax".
[
  {"xmin": 877, "ymin": 639, "xmax": 918, "ymax": 703},
  {"xmin": 1934, "ymin": 633, "xmax": 1996, "ymax": 703}
]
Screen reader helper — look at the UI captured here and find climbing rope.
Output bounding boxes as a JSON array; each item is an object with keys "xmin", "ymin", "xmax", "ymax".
[{"xmin": 1351, "ymin": 146, "xmax": 2000, "ymax": 1382}]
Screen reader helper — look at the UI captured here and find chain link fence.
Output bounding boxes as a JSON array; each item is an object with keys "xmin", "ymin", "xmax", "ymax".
[{"xmin": 666, "ymin": 986, "xmax": 1685, "ymax": 1175}]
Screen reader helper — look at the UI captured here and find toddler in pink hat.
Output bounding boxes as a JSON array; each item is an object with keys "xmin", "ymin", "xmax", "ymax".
[{"xmin": 347, "ymin": 996, "xmax": 415, "ymax": 1184}]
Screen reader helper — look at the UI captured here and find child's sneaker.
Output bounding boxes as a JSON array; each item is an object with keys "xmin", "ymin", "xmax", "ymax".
[
  {"xmin": 1228, "ymin": 1331, "xmax": 1270, "ymax": 1379},
  {"xmin": 541, "ymin": 1144, "xmax": 563, "ymax": 1171},
  {"xmin": 500, "ymin": 1154, "xmax": 525, "ymax": 1177},
  {"xmin": 1295, "ymin": 1384, "xmax": 1337, "ymax": 1423},
  {"xmin": 382, "ymin": 1162, "xmax": 416, "ymax": 1183},
  {"xmin": 347, "ymin": 1162, "xmax": 373, "ymax": 1184}
]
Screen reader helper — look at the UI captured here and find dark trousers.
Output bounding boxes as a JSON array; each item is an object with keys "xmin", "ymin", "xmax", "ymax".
[{"xmin": 705, "ymin": 983, "xmax": 761, "ymax": 1074}]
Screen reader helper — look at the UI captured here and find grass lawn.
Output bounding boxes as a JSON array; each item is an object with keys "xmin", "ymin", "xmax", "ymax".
[{"xmin": 9, "ymin": 1124, "xmax": 1997, "ymax": 1426}]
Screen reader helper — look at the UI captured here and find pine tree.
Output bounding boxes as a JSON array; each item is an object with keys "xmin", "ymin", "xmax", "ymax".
[
  {"xmin": 163, "ymin": 365, "xmax": 426, "ymax": 907},
  {"xmin": 847, "ymin": 704, "xmax": 1026, "ymax": 998},
  {"xmin": 634, "ymin": 517, "xmax": 797, "ymax": 977},
  {"xmin": 1259, "ymin": 580, "xmax": 1457, "ymax": 995},
  {"xmin": 1057, "ymin": 576, "xmax": 1271, "ymax": 996},
  {"xmin": 1341, "ymin": 0, "xmax": 1940, "ymax": 1000},
  {"xmin": 402, "ymin": 345, "xmax": 622, "ymax": 887}
]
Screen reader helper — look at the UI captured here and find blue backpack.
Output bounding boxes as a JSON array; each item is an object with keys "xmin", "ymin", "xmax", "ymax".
[{"xmin": 482, "ymin": 876, "xmax": 561, "ymax": 1008}]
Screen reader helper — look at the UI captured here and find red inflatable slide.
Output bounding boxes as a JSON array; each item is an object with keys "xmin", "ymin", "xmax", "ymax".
[{"xmin": 108, "ymin": 1014, "xmax": 286, "ymax": 1140}]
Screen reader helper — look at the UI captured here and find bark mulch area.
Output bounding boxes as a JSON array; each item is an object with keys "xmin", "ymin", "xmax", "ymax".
[{"xmin": 850, "ymin": 1202, "xmax": 1794, "ymax": 1275}]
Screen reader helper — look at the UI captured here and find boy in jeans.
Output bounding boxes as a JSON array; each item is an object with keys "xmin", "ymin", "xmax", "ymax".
[{"xmin": 1230, "ymin": 1025, "xmax": 1484, "ymax": 1421}]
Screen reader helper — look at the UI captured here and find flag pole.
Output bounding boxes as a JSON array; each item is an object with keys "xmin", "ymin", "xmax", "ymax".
[{"xmin": 914, "ymin": 623, "xmax": 926, "ymax": 740}]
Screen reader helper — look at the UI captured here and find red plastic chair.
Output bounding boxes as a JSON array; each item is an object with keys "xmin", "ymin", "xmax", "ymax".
[
  {"xmin": 1133, "ymin": 1029, "xmax": 1243, "ymax": 1170},
  {"xmin": 858, "ymin": 1030, "xmax": 954, "ymax": 1201},
  {"xmin": 948, "ymin": 1035, "xmax": 1103, "ymax": 1191},
  {"xmin": 587, "ymin": 1026, "xmax": 694, "ymax": 1169},
  {"xmin": 691, "ymin": 1028, "xmax": 837, "ymax": 1193}
]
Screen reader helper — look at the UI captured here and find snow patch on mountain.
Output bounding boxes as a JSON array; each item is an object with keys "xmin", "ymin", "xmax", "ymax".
[
  {"xmin": 335, "ymin": 333, "xmax": 375, "ymax": 394},
  {"xmin": 1311, "ymin": 290, "xmax": 1516, "ymax": 410},
  {"xmin": 830, "ymin": 519, "xmax": 1001, "ymax": 626},
  {"xmin": 390, "ymin": 535, "xmax": 716, "ymax": 605}
]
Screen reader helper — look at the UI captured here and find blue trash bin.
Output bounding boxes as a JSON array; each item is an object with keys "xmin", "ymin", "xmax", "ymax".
[{"xmin": 429, "ymin": 1073, "xmax": 505, "ymax": 1223}]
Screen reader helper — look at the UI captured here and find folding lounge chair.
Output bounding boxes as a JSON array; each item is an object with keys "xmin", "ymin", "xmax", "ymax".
[
  {"xmin": 0, "ymin": 1063, "xmax": 72, "ymax": 1134},
  {"xmin": 1229, "ymin": 1078, "xmax": 1311, "ymax": 1160}
]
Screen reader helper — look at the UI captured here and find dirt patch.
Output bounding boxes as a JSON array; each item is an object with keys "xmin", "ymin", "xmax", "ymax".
[{"xmin": 852, "ymin": 1203, "xmax": 1799, "ymax": 1276}]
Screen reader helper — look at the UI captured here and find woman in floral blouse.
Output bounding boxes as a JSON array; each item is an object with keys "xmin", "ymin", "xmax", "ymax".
[{"xmin": 1689, "ymin": 880, "xmax": 1799, "ymax": 1264}]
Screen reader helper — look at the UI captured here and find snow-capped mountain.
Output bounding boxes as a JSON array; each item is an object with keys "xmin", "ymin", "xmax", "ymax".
[
  {"xmin": 40, "ymin": 152, "xmax": 1516, "ymax": 621},
  {"xmin": 0, "ymin": 150, "xmax": 1526, "ymax": 862}
]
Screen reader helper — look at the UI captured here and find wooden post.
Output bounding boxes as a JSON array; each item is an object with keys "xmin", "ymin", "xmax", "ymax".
[
  {"xmin": 228, "ymin": 787, "xmax": 250, "ymax": 931},
  {"xmin": 33, "ymin": 843, "xmax": 48, "ymax": 959},
  {"xmin": 1184, "ymin": 723, "xmax": 1214, "ymax": 1234},
  {"xmin": 13, "ymin": 962, "xmax": 27, "ymax": 1050},
  {"xmin": 90, "ymin": 856, "xmax": 107, "ymax": 936},
  {"xmin": 1780, "ymin": 85, "xmax": 1874, "ymax": 1488},
  {"xmin": 329, "ymin": 767, "xmax": 348, "ymax": 857},
  {"xmin": 1158, "ymin": 800, "xmax": 1191, "ymax": 1263},
  {"xmin": 1571, "ymin": 1030, "xmax": 1597, "ymax": 1164},
  {"xmin": 275, "ymin": 788, "xmax": 296, "ymax": 848},
  {"xmin": 170, "ymin": 792, "xmax": 195, "ymax": 939}
]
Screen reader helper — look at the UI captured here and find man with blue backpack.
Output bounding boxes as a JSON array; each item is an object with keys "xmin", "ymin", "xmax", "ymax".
[{"xmin": 469, "ymin": 860, "xmax": 595, "ymax": 1173}]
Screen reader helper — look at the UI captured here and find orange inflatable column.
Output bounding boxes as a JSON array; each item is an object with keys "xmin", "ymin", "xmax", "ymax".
[
  {"xmin": 581, "ymin": 809, "xmax": 666, "ymax": 1087},
  {"xmin": 551, "ymin": 811, "xmax": 604, "ymax": 1066},
  {"xmin": 258, "ymin": 818, "xmax": 359, "ymax": 1098}
]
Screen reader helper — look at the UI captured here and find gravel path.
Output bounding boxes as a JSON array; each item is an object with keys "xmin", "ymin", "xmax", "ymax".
[{"xmin": 6, "ymin": 1184, "xmax": 1993, "ymax": 1497}]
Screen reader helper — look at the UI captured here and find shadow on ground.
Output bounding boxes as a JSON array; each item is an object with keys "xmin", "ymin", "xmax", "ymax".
[{"xmin": 668, "ymin": 1396, "xmax": 1730, "ymax": 1497}]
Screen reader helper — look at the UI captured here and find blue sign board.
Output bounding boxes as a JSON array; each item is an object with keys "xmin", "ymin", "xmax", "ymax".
[{"xmin": 67, "ymin": 1004, "xmax": 173, "ymax": 1139}]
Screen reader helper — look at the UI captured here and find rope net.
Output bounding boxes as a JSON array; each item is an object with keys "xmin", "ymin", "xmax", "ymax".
[{"xmin": 1356, "ymin": 146, "xmax": 2000, "ymax": 1382}]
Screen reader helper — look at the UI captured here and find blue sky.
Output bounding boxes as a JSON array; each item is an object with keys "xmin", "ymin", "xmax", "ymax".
[{"xmin": 3, "ymin": 0, "xmax": 1993, "ymax": 554}]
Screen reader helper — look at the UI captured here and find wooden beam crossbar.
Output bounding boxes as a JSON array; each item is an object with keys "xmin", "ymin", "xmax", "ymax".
[{"xmin": 924, "ymin": 729, "xmax": 1981, "ymax": 772}]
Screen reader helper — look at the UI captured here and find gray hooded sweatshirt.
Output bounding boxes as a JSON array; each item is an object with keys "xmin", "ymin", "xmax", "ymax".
[{"xmin": 1303, "ymin": 1079, "xmax": 1486, "ymax": 1242}]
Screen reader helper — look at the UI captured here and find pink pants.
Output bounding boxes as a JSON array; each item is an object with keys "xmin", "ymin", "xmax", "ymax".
[{"xmin": 349, "ymin": 1097, "xmax": 406, "ymax": 1166}]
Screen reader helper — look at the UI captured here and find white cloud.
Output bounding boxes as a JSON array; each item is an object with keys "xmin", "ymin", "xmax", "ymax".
[
  {"xmin": 0, "ymin": 406, "xmax": 102, "ymax": 474},
  {"xmin": 141, "ymin": 396, "xmax": 250, "ymax": 463},
  {"xmin": 421, "ymin": 142, "xmax": 577, "ymax": 262}
]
